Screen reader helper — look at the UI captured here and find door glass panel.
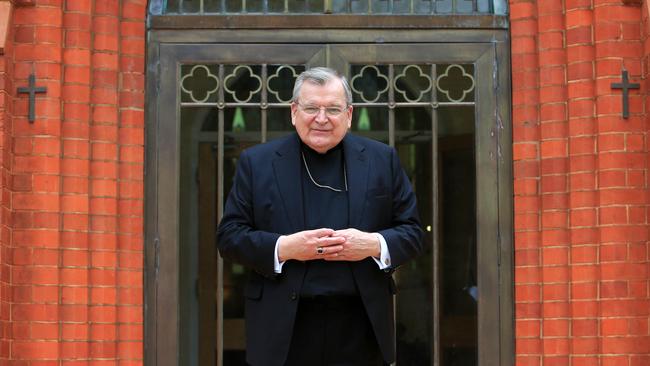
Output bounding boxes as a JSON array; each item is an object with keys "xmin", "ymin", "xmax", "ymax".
[
  {"xmin": 350, "ymin": 107, "xmax": 388, "ymax": 144},
  {"xmin": 438, "ymin": 105, "xmax": 477, "ymax": 365},
  {"xmin": 267, "ymin": 108, "xmax": 294, "ymax": 139},
  {"xmin": 395, "ymin": 106, "xmax": 433, "ymax": 365},
  {"xmin": 224, "ymin": 107, "xmax": 262, "ymax": 134},
  {"xmin": 179, "ymin": 105, "xmax": 269, "ymax": 366},
  {"xmin": 222, "ymin": 119, "xmax": 260, "ymax": 366},
  {"xmin": 179, "ymin": 107, "xmax": 218, "ymax": 366},
  {"xmin": 179, "ymin": 63, "xmax": 299, "ymax": 366}
]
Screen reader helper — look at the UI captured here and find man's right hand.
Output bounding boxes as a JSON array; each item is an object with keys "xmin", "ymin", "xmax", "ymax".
[{"xmin": 277, "ymin": 228, "xmax": 345, "ymax": 262}]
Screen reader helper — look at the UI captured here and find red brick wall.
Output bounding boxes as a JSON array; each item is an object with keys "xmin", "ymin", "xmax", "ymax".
[
  {"xmin": 0, "ymin": 1, "xmax": 14, "ymax": 361},
  {"xmin": 1, "ymin": 0, "xmax": 146, "ymax": 363},
  {"xmin": 1, "ymin": 0, "xmax": 649, "ymax": 364},
  {"xmin": 512, "ymin": 0, "xmax": 649, "ymax": 365}
]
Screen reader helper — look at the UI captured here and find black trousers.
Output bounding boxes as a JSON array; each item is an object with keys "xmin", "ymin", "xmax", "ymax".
[{"xmin": 284, "ymin": 295, "xmax": 386, "ymax": 366}]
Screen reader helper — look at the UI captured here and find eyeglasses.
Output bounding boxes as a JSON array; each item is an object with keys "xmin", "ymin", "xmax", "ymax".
[{"xmin": 297, "ymin": 103, "xmax": 348, "ymax": 117}]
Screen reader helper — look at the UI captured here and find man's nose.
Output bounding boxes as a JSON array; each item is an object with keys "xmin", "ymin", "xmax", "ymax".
[{"xmin": 314, "ymin": 108, "xmax": 329, "ymax": 123}]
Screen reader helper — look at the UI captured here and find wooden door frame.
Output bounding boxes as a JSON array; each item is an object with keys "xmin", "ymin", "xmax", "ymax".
[{"xmin": 145, "ymin": 23, "xmax": 513, "ymax": 366}]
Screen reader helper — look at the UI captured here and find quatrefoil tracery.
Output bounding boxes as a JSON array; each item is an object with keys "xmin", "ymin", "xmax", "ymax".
[
  {"xmin": 436, "ymin": 64, "xmax": 475, "ymax": 103},
  {"xmin": 181, "ymin": 65, "xmax": 219, "ymax": 103},
  {"xmin": 393, "ymin": 65, "xmax": 433, "ymax": 103},
  {"xmin": 179, "ymin": 63, "xmax": 475, "ymax": 106},
  {"xmin": 350, "ymin": 65, "xmax": 390, "ymax": 103},
  {"xmin": 267, "ymin": 65, "xmax": 300, "ymax": 103},
  {"xmin": 224, "ymin": 65, "xmax": 263, "ymax": 103}
]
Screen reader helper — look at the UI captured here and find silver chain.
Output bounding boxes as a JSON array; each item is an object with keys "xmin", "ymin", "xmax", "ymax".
[{"xmin": 301, "ymin": 151, "xmax": 348, "ymax": 192}]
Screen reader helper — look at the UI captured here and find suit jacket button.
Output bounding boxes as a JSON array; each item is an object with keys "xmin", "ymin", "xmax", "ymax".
[{"xmin": 290, "ymin": 292, "xmax": 297, "ymax": 301}]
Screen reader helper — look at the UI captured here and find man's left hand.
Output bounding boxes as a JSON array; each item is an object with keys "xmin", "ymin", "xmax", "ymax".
[{"xmin": 324, "ymin": 228, "xmax": 380, "ymax": 261}]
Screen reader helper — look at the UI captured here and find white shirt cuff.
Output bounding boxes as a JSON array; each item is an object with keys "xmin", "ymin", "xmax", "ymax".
[
  {"xmin": 274, "ymin": 236, "xmax": 286, "ymax": 273},
  {"xmin": 372, "ymin": 233, "xmax": 391, "ymax": 270}
]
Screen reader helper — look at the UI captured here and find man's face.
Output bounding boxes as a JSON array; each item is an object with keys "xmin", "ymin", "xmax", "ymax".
[{"xmin": 291, "ymin": 79, "xmax": 353, "ymax": 154}]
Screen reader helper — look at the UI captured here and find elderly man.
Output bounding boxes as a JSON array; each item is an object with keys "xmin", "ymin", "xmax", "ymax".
[{"xmin": 217, "ymin": 67, "xmax": 423, "ymax": 366}]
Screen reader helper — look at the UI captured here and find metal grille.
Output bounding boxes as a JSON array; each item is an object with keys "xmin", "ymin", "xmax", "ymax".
[
  {"xmin": 180, "ymin": 64, "xmax": 475, "ymax": 105},
  {"xmin": 156, "ymin": 0, "xmax": 507, "ymax": 14},
  {"xmin": 180, "ymin": 63, "xmax": 475, "ymax": 143}
]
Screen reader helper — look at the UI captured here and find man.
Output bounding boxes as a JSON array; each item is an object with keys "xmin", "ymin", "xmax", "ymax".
[{"xmin": 217, "ymin": 67, "xmax": 423, "ymax": 366}]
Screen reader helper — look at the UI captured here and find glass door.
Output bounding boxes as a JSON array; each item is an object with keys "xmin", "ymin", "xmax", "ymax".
[
  {"xmin": 178, "ymin": 62, "xmax": 309, "ymax": 365},
  {"xmin": 149, "ymin": 42, "xmax": 509, "ymax": 366}
]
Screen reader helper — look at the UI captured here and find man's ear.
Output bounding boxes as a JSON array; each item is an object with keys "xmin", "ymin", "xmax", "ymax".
[
  {"xmin": 346, "ymin": 105, "xmax": 353, "ymax": 128},
  {"xmin": 290, "ymin": 103, "xmax": 298, "ymax": 125}
]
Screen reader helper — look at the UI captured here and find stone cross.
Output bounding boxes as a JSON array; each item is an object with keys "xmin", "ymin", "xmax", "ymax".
[
  {"xmin": 17, "ymin": 74, "xmax": 47, "ymax": 123},
  {"xmin": 611, "ymin": 70, "xmax": 640, "ymax": 119}
]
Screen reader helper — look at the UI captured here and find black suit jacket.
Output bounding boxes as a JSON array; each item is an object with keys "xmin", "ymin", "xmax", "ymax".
[{"xmin": 217, "ymin": 132, "xmax": 423, "ymax": 366}]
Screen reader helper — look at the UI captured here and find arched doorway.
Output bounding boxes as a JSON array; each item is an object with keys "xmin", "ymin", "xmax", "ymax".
[{"xmin": 145, "ymin": 2, "xmax": 513, "ymax": 365}]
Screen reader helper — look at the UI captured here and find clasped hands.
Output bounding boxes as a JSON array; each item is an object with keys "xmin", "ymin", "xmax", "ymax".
[{"xmin": 277, "ymin": 228, "xmax": 380, "ymax": 262}]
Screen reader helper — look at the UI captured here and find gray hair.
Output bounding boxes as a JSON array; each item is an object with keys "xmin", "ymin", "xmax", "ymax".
[{"xmin": 291, "ymin": 67, "xmax": 353, "ymax": 106}]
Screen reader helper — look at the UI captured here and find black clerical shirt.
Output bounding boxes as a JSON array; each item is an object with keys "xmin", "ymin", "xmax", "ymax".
[{"xmin": 300, "ymin": 143, "xmax": 358, "ymax": 296}]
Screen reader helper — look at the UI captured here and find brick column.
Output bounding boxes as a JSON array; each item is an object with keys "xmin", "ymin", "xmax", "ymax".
[
  {"xmin": 117, "ymin": 0, "xmax": 146, "ymax": 361},
  {"xmin": 60, "ymin": 0, "xmax": 92, "ymax": 361},
  {"xmin": 512, "ymin": 0, "xmax": 649, "ymax": 364},
  {"xmin": 538, "ymin": 1, "xmax": 572, "ymax": 364},
  {"xmin": 511, "ymin": 0, "xmax": 543, "ymax": 364},
  {"xmin": 11, "ymin": 0, "xmax": 63, "ymax": 361},
  {"xmin": 0, "ymin": 0, "xmax": 13, "ymax": 362},
  {"xmin": 3, "ymin": 1, "xmax": 145, "ymax": 363},
  {"xmin": 593, "ymin": 2, "xmax": 648, "ymax": 365},
  {"xmin": 565, "ymin": 0, "xmax": 599, "ymax": 364}
]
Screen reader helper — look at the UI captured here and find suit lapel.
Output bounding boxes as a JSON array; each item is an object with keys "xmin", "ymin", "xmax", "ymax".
[
  {"xmin": 343, "ymin": 135, "xmax": 369, "ymax": 228},
  {"xmin": 272, "ymin": 133, "xmax": 305, "ymax": 232},
  {"xmin": 273, "ymin": 133, "xmax": 369, "ymax": 231}
]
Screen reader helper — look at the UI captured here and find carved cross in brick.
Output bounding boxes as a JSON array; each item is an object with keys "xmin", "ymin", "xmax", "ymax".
[
  {"xmin": 17, "ymin": 74, "xmax": 47, "ymax": 123},
  {"xmin": 611, "ymin": 70, "xmax": 640, "ymax": 119}
]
